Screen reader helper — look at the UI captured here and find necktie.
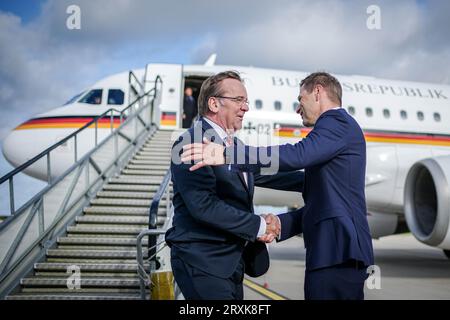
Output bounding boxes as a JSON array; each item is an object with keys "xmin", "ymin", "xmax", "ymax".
[{"xmin": 226, "ymin": 135, "xmax": 248, "ymax": 187}]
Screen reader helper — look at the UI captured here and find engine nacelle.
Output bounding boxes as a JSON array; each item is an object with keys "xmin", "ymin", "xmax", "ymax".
[{"xmin": 404, "ymin": 156, "xmax": 450, "ymax": 250}]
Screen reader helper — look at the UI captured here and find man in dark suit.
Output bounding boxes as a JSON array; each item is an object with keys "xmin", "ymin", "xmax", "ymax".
[
  {"xmin": 182, "ymin": 87, "xmax": 197, "ymax": 128},
  {"xmin": 166, "ymin": 71, "xmax": 304, "ymax": 300},
  {"xmin": 182, "ymin": 72, "xmax": 374, "ymax": 300}
]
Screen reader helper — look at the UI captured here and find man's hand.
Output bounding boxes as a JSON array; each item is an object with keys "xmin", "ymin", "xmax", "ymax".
[
  {"xmin": 181, "ymin": 137, "xmax": 225, "ymax": 171},
  {"xmin": 258, "ymin": 214, "xmax": 281, "ymax": 243}
]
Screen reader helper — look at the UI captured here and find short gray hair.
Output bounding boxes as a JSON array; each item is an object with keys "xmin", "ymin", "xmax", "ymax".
[{"xmin": 198, "ymin": 71, "xmax": 242, "ymax": 116}]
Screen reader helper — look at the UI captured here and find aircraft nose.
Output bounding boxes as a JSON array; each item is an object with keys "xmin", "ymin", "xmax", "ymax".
[
  {"xmin": 2, "ymin": 128, "xmax": 25, "ymax": 169},
  {"xmin": 1, "ymin": 120, "xmax": 66, "ymax": 181}
]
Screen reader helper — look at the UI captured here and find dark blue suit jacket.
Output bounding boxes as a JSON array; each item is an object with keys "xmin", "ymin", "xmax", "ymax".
[
  {"xmin": 228, "ymin": 108, "xmax": 374, "ymax": 271},
  {"xmin": 165, "ymin": 118, "xmax": 304, "ymax": 278}
]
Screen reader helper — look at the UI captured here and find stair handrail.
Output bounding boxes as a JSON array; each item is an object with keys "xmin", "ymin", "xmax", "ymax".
[
  {"xmin": 136, "ymin": 168, "xmax": 173, "ymax": 299},
  {"xmin": 0, "ymin": 76, "xmax": 162, "ymax": 216}
]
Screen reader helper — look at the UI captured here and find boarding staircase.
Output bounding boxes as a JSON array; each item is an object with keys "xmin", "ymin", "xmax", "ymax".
[
  {"xmin": 6, "ymin": 131, "xmax": 174, "ymax": 300},
  {"xmin": 0, "ymin": 70, "xmax": 179, "ymax": 300}
]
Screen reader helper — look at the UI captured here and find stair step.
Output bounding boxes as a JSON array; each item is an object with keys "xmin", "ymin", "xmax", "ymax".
[
  {"xmin": 46, "ymin": 258, "xmax": 141, "ymax": 264},
  {"xmin": 90, "ymin": 198, "xmax": 167, "ymax": 207},
  {"xmin": 132, "ymin": 158, "xmax": 170, "ymax": 164},
  {"xmin": 21, "ymin": 287, "xmax": 143, "ymax": 294},
  {"xmin": 57, "ymin": 245, "xmax": 142, "ymax": 250},
  {"xmin": 57, "ymin": 237, "xmax": 145, "ymax": 246},
  {"xmin": 83, "ymin": 206, "xmax": 166, "ymax": 216},
  {"xmin": 134, "ymin": 154, "xmax": 171, "ymax": 159},
  {"xmin": 102, "ymin": 184, "xmax": 171, "ymax": 192},
  {"xmin": 141, "ymin": 145, "xmax": 171, "ymax": 150},
  {"xmin": 140, "ymin": 149, "xmax": 170, "ymax": 155},
  {"xmin": 46, "ymin": 249, "xmax": 145, "ymax": 259},
  {"xmin": 146, "ymin": 141, "xmax": 171, "ymax": 145},
  {"xmin": 144, "ymin": 140, "xmax": 172, "ymax": 144},
  {"xmin": 20, "ymin": 278, "xmax": 141, "ymax": 288},
  {"xmin": 129, "ymin": 159, "xmax": 170, "ymax": 165},
  {"xmin": 7, "ymin": 294, "xmax": 143, "ymax": 300},
  {"xmin": 135, "ymin": 156, "xmax": 170, "ymax": 162},
  {"xmin": 126, "ymin": 164, "xmax": 169, "ymax": 170},
  {"xmin": 67, "ymin": 226, "xmax": 147, "ymax": 235},
  {"xmin": 76, "ymin": 216, "xmax": 149, "ymax": 225},
  {"xmin": 149, "ymin": 136, "xmax": 173, "ymax": 140},
  {"xmin": 97, "ymin": 191, "xmax": 160, "ymax": 199},
  {"xmin": 121, "ymin": 169, "xmax": 167, "ymax": 176},
  {"xmin": 34, "ymin": 262, "xmax": 144, "ymax": 272},
  {"xmin": 34, "ymin": 272, "xmax": 139, "ymax": 278},
  {"xmin": 109, "ymin": 177, "xmax": 165, "ymax": 185}
]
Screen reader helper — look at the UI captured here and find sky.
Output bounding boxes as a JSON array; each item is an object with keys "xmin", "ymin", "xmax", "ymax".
[{"xmin": 1, "ymin": 0, "xmax": 450, "ymax": 213}]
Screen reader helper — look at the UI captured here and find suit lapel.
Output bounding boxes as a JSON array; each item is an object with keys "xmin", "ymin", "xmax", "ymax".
[
  {"xmin": 201, "ymin": 118, "xmax": 252, "ymax": 197},
  {"xmin": 233, "ymin": 137, "xmax": 252, "ymax": 197}
]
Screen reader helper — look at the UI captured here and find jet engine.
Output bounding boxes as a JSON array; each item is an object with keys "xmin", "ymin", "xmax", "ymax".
[{"xmin": 404, "ymin": 156, "xmax": 450, "ymax": 258}]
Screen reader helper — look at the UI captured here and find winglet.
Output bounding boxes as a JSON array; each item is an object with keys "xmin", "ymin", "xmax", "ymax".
[{"xmin": 204, "ymin": 53, "xmax": 217, "ymax": 66}]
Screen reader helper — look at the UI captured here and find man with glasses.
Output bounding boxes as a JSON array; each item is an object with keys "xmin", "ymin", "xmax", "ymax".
[{"xmin": 165, "ymin": 71, "xmax": 304, "ymax": 299}]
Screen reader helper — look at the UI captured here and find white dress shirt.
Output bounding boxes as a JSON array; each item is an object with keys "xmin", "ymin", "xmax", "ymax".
[{"xmin": 204, "ymin": 117, "xmax": 266, "ymax": 237}]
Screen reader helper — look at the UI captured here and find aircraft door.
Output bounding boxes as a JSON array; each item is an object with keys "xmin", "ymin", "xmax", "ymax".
[{"xmin": 145, "ymin": 64, "xmax": 183, "ymax": 129}]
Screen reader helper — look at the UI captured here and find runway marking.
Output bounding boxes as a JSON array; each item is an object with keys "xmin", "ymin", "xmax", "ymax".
[{"xmin": 243, "ymin": 278, "xmax": 288, "ymax": 300}]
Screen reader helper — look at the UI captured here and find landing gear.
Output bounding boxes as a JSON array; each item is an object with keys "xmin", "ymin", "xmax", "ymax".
[{"xmin": 444, "ymin": 250, "xmax": 450, "ymax": 259}]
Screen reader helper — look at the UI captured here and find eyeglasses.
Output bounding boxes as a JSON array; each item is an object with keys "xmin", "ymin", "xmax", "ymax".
[{"xmin": 214, "ymin": 96, "xmax": 249, "ymax": 106}]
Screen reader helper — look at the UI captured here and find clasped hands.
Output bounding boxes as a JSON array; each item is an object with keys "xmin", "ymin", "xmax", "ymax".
[{"xmin": 258, "ymin": 213, "xmax": 281, "ymax": 243}]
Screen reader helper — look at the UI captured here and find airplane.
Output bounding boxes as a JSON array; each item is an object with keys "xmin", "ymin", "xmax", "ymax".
[{"xmin": 2, "ymin": 54, "xmax": 450, "ymax": 258}]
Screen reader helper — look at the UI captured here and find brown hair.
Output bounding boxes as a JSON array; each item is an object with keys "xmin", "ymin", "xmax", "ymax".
[
  {"xmin": 198, "ymin": 70, "xmax": 242, "ymax": 116},
  {"xmin": 300, "ymin": 72, "xmax": 342, "ymax": 105}
]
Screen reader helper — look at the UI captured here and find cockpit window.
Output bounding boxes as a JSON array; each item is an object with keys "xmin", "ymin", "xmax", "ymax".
[
  {"xmin": 79, "ymin": 89, "xmax": 103, "ymax": 105},
  {"xmin": 108, "ymin": 89, "xmax": 125, "ymax": 105},
  {"xmin": 64, "ymin": 91, "xmax": 85, "ymax": 105}
]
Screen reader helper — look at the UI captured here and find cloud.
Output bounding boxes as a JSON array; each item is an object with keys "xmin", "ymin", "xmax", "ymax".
[
  {"xmin": 1, "ymin": 0, "xmax": 450, "ymax": 145},
  {"xmin": 209, "ymin": 0, "xmax": 450, "ymax": 83}
]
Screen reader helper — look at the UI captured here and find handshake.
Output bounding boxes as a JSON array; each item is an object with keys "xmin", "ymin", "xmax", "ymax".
[{"xmin": 257, "ymin": 214, "xmax": 281, "ymax": 243}]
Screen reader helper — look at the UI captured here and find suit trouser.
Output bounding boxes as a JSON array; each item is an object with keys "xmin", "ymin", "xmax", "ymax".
[
  {"xmin": 304, "ymin": 260, "xmax": 369, "ymax": 300},
  {"xmin": 171, "ymin": 256, "xmax": 245, "ymax": 300}
]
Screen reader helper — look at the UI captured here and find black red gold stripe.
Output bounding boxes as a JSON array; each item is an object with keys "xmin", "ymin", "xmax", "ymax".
[
  {"xmin": 364, "ymin": 130, "xmax": 450, "ymax": 146},
  {"xmin": 275, "ymin": 126, "xmax": 450, "ymax": 147},
  {"xmin": 15, "ymin": 116, "xmax": 122, "ymax": 130},
  {"xmin": 161, "ymin": 112, "xmax": 177, "ymax": 126},
  {"xmin": 15, "ymin": 116, "xmax": 450, "ymax": 147}
]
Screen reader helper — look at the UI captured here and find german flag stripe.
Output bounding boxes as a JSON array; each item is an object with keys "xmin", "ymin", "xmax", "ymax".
[
  {"xmin": 161, "ymin": 114, "xmax": 176, "ymax": 120},
  {"xmin": 161, "ymin": 112, "xmax": 177, "ymax": 126},
  {"xmin": 275, "ymin": 126, "xmax": 450, "ymax": 146},
  {"xmin": 15, "ymin": 116, "xmax": 122, "ymax": 130}
]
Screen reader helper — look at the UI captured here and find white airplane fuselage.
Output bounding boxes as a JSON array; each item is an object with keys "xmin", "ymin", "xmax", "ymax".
[{"xmin": 3, "ymin": 62, "xmax": 450, "ymax": 250}]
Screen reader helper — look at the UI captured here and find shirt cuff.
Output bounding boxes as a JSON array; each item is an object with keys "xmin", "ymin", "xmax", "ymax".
[{"xmin": 257, "ymin": 216, "xmax": 266, "ymax": 237}]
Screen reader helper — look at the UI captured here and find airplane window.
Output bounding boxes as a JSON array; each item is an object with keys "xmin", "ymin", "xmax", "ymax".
[
  {"xmin": 417, "ymin": 111, "xmax": 424, "ymax": 121},
  {"xmin": 274, "ymin": 101, "xmax": 282, "ymax": 111},
  {"xmin": 383, "ymin": 109, "xmax": 390, "ymax": 118},
  {"xmin": 64, "ymin": 91, "xmax": 85, "ymax": 105},
  {"xmin": 255, "ymin": 99, "xmax": 263, "ymax": 109},
  {"xmin": 400, "ymin": 110, "xmax": 407, "ymax": 119},
  {"xmin": 108, "ymin": 89, "xmax": 125, "ymax": 105},
  {"xmin": 293, "ymin": 102, "xmax": 299, "ymax": 112},
  {"xmin": 365, "ymin": 107, "xmax": 373, "ymax": 117},
  {"xmin": 79, "ymin": 89, "xmax": 102, "ymax": 105},
  {"xmin": 434, "ymin": 112, "xmax": 441, "ymax": 122},
  {"xmin": 348, "ymin": 106, "xmax": 355, "ymax": 115}
]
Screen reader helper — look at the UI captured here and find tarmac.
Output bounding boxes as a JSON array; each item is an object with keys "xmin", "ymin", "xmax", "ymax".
[{"xmin": 244, "ymin": 233, "xmax": 450, "ymax": 300}]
